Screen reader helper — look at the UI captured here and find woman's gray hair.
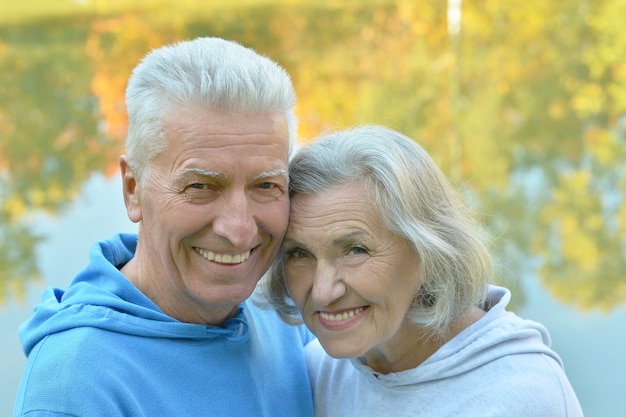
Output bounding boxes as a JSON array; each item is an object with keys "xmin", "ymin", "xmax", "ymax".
[
  {"xmin": 124, "ymin": 37, "xmax": 297, "ymax": 184},
  {"xmin": 265, "ymin": 125, "xmax": 492, "ymax": 336}
]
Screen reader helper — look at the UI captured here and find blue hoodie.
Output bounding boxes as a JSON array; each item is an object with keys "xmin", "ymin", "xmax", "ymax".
[{"xmin": 14, "ymin": 233, "xmax": 314, "ymax": 417}]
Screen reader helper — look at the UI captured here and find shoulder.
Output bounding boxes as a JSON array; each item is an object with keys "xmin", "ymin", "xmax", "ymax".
[
  {"xmin": 245, "ymin": 300, "xmax": 314, "ymax": 346},
  {"xmin": 304, "ymin": 337, "xmax": 325, "ymax": 361},
  {"xmin": 468, "ymin": 353, "xmax": 583, "ymax": 416},
  {"xmin": 305, "ymin": 339, "xmax": 356, "ymax": 381},
  {"xmin": 15, "ymin": 328, "xmax": 137, "ymax": 416},
  {"xmin": 26, "ymin": 326, "xmax": 136, "ymax": 377},
  {"xmin": 304, "ymin": 338, "xmax": 326, "ymax": 366}
]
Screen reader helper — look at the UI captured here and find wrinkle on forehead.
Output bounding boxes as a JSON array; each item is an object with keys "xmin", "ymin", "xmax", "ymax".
[{"xmin": 164, "ymin": 107, "xmax": 287, "ymax": 136}]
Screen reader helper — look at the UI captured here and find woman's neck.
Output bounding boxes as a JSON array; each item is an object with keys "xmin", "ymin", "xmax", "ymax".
[{"xmin": 362, "ymin": 306, "xmax": 486, "ymax": 374}]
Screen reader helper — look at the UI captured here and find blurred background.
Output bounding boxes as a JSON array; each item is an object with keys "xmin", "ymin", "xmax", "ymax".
[{"xmin": 1, "ymin": 0, "xmax": 625, "ymax": 415}]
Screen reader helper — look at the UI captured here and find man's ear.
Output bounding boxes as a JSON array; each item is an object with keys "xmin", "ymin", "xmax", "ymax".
[{"xmin": 119, "ymin": 155, "xmax": 142, "ymax": 223}]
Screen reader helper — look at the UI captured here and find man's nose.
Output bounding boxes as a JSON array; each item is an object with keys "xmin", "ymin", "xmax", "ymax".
[{"xmin": 212, "ymin": 190, "xmax": 258, "ymax": 248}]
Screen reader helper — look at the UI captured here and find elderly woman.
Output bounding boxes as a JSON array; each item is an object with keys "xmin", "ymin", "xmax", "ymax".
[{"xmin": 264, "ymin": 125, "xmax": 583, "ymax": 416}]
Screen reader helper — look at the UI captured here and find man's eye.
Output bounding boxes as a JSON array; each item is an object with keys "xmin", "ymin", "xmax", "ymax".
[
  {"xmin": 189, "ymin": 183, "xmax": 209, "ymax": 190},
  {"xmin": 258, "ymin": 182, "xmax": 277, "ymax": 190}
]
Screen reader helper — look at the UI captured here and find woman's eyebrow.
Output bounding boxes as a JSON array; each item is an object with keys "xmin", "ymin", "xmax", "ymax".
[
  {"xmin": 281, "ymin": 236, "xmax": 309, "ymax": 250},
  {"xmin": 332, "ymin": 231, "xmax": 367, "ymax": 247},
  {"xmin": 283, "ymin": 231, "xmax": 367, "ymax": 249},
  {"xmin": 282, "ymin": 236, "xmax": 300, "ymax": 246}
]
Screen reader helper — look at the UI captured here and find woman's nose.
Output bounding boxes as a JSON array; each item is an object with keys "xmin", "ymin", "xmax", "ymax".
[{"xmin": 311, "ymin": 263, "xmax": 346, "ymax": 306}]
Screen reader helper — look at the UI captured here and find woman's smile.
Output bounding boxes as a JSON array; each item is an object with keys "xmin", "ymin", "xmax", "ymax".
[{"xmin": 316, "ymin": 306, "xmax": 368, "ymax": 330}]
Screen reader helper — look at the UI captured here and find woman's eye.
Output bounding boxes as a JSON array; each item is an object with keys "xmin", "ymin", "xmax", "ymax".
[
  {"xmin": 347, "ymin": 246, "xmax": 368, "ymax": 255},
  {"xmin": 284, "ymin": 248, "xmax": 307, "ymax": 259}
]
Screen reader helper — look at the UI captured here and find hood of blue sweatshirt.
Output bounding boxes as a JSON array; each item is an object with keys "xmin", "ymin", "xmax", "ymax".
[{"xmin": 19, "ymin": 233, "xmax": 250, "ymax": 356}]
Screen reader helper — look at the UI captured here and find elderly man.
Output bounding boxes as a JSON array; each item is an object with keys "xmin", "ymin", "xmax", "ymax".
[{"xmin": 14, "ymin": 37, "xmax": 314, "ymax": 417}]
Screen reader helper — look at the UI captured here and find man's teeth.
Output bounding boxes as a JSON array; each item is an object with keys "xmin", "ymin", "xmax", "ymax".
[
  {"xmin": 197, "ymin": 248, "xmax": 251, "ymax": 264},
  {"xmin": 319, "ymin": 307, "xmax": 365, "ymax": 321}
]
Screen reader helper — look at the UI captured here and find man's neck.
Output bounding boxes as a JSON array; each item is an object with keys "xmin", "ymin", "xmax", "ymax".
[{"xmin": 119, "ymin": 257, "xmax": 239, "ymax": 325}]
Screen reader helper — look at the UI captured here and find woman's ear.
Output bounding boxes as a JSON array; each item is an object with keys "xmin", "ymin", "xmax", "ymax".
[{"xmin": 119, "ymin": 155, "xmax": 142, "ymax": 223}]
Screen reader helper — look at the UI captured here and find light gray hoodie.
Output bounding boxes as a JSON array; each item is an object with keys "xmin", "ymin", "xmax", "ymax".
[{"xmin": 306, "ymin": 285, "xmax": 583, "ymax": 417}]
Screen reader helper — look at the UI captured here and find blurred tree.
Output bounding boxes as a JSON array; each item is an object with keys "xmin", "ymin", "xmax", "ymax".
[
  {"xmin": 0, "ymin": 181, "xmax": 42, "ymax": 304},
  {"xmin": 0, "ymin": 16, "xmax": 101, "ymax": 295},
  {"xmin": 0, "ymin": 17, "xmax": 110, "ymax": 215},
  {"xmin": 457, "ymin": 0, "xmax": 626, "ymax": 311},
  {"xmin": 84, "ymin": 13, "xmax": 181, "ymax": 176},
  {"xmin": 0, "ymin": 0, "xmax": 624, "ymax": 312}
]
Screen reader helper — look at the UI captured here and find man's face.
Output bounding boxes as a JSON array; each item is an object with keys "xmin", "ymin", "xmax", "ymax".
[{"xmin": 124, "ymin": 107, "xmax": 290, "ymax": 323}]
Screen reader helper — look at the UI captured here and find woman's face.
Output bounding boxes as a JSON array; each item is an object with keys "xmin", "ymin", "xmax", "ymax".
[{"xmin": 282, "ymin": 182, "xmax": 423, "ymax": 369}]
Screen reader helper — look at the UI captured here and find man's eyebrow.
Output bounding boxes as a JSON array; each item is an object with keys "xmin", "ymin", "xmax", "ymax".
[
  {"xmin": 179, "ymin": 168, "xmax": 226, "ymax": 180},
  {"xmin": 252, "ymin": 169, "xmax": 288, "ymax": 182},
  {"xmin": 177, "ymin": 168, "xmax": 287, "ymax": 183}
]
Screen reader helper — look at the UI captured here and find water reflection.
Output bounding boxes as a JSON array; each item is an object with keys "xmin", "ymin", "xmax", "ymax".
[
  {"xmin": 2, "ymin": 0, "xmax": 624, "ymax": 313},
  {"xmin": 1, "ymin": 1, "xmax": 625, "ymax": 414}
]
